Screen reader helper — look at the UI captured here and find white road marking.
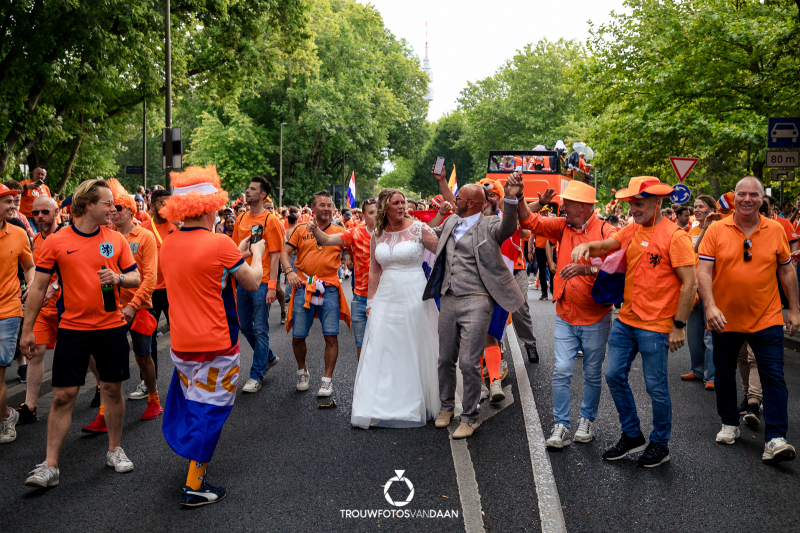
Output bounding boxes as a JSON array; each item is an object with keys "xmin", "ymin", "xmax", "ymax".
[{"xmin": 506, "ymin": 325, "xmax": 567, "ymax": 533}]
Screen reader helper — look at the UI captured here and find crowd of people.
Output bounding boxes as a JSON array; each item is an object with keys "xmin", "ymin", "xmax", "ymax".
[{"xmin": 1, "ymin": 162, "xmax": 798, "ymax": 508}]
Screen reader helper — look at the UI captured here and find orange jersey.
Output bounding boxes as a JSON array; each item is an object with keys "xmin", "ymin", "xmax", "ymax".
[
  {"xmin": 31, "ymin": 230, "xmax": 62, "ymax": 314},
  {"xmin": 300, "ymin": 213, "xmax": 311, "ymax": 223},
  {"xmin": 134, "ymin": 211, "xmax": 150, "ymax": 225},
  {"xmin": 287, "ymin": 222, "xmax": 345, "ymax": 279},
  {"xmin": 141, "ymin": 217, "xmax": 178, "ymax": 289},
  {"xmin": 118, "ymin": 225, "xmax": 157, "ymax": 310},
  {"xmin": 773, "ymin": 214, "xmax": 798, "ymax": 245},
  {"xmin": 232, "ymin": 210, "xmax": 284, "ymax": 284},
  {"xmin": 35, "ymin": 225, "xmax": 137, "ymax": 330},
  {"xmin": 339, "ymin": 224, "xmax": 371, "ymax": 297},
  {"xmin": 160, "ymin": 227, "xmax": 245, "ymax": 352},
  {"xmin": 0, "ymin": 222, "xmax": 32, "ymax": 319},
  {"xmin": 19, "ymin": 180, "xmax": 51, "ymax": 218}
]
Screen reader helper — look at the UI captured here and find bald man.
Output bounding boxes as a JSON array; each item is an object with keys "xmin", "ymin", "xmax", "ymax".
[{"xmin": 18, "ymin": 196, "xmax": 62, "ymax": 424}]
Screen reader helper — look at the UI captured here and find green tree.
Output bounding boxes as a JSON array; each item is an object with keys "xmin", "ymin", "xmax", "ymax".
[{"xmin": 409, "ymin": 111, "xmax": 475, "ymax": 197}]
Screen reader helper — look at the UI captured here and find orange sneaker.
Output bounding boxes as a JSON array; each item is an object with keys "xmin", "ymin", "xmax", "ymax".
[
  {"xmin": 82, "ymin": 412, "xmax": 107, "ymax": 433},
  {"xmin": 705, "ymin": 382, "xmax": 715, "ymax": 391},
  {"xmin": 140, "ymin": 400, "xmax": 163, "ymax": 421},
  {"xmin": 680, "ymin": 372, "xmax": 699, "ymax": 381}
]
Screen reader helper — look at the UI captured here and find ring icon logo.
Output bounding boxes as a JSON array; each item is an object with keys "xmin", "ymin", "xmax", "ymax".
[{"xmin": 384, "ymin": 470, "xmax": 414, "ymax": 507}]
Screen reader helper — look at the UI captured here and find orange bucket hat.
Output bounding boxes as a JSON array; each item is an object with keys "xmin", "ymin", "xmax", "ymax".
[
  {"xmin": 478, "ymin": 178, "xmax": 504, "ymax": 199},
  {"xmin": 615, "ymin": 176, "xmax": 674, "ymax": 201},
  {"xmin": 561, "ymin": 181, "xmax": 598, "ymax": 204}
]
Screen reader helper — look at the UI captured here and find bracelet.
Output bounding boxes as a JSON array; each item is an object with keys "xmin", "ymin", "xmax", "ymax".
[{"xmin": 267, "ymin": 280, "xmax": 277, "ymax": 290}]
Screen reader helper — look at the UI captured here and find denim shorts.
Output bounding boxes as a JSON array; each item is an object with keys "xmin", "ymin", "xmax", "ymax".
[
  {"xmin": 292, "ymin": 285, "xmax": 341, "ymax": 338},
  {"xmin": 128, "ymin": 325, "xmax": 152, "ymax": 357},
  {"xmin": 0, "ymin": 317, "xmax": 21, "ymax": 367},
  {"xmin": 350, "ymin": 294, "xmax": 368, "ymax": 348}
]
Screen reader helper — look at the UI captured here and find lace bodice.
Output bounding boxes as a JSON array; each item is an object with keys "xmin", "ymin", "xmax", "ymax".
[{"xmin": 368, "ymin": 220, "xmax": 439, "ymax": 300}]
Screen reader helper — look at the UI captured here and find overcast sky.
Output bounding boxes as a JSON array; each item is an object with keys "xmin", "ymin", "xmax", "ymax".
[{"xmin": 367, "ymin": 0, "xmax": 627, "ymax": 121}]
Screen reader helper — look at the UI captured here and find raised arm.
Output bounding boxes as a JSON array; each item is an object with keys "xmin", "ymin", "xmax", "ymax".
[
  {"xmin": 308, "ymin": 220, "xmax": 346, "ymax": 247},
  {"xmin": 431, "ymin": 163, "xmax": 457, "ymax": 205},
  {"xmin": 428, "ymin": 201, "xmax": 453, "ymax": 228}
]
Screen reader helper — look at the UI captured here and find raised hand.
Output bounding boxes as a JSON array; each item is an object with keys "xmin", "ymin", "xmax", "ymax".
[
  {"xmin": 537, "ymin": 188, "xmax": 556, "ymax": 205},
  {"xmin": 504, "ymin": 172, "xmax": 523, "ymax": 198}
]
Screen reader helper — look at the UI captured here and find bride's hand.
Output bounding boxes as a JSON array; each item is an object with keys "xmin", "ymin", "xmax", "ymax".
[{"xmin": 366, "ymin": 308, "xmax": 370, "ymax": 318}]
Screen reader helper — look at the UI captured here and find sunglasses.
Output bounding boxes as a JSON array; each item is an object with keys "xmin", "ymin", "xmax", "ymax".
[
  {"xmin": 743, "ymin": 239, "xmax": 753, "ymax": 262},
  {"xmin": 113, "ymin": 205, "xmax": 123, "ymax": 212},
  {"xmin": 363, "ymin": 198, "xmax": 377, "ymax": 205},
  {"xmin": 31, "ymin": 209, "xmax": 51, "ymax": 216}
]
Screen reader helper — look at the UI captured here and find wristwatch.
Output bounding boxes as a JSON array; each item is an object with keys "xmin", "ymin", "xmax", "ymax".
[
  {"xmin": 119, "ymin": 274, "xmax": 126, "ymax": 285},
  {"xmin": 590, "ymin": 266, "xmax": 598, "ymax": 275},
  {"xmin": 673, "ymin": 319, "xmax": 686, "ymax": 329},
  {"xmin": 51, "ymin": 282, "xmax": 59, "ymax": 291}
]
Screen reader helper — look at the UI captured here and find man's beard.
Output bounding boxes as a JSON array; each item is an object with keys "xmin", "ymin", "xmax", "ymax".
[{"xmin": 35, "ymin": 220, "xmax": 52, "ymax": 232}]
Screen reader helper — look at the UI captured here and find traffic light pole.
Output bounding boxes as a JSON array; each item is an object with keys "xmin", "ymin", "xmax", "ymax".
[{"xmin": 164, "ymin": 0, "xmax": 172, "ymax": 191}]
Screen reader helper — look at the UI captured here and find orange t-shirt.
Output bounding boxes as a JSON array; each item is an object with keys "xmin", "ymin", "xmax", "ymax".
[
  {"xmin": 141, "ymin": 217, "xmax": 178, "ymax": 290},
  {"xmin": 19, "ymin": 181, "xmax": 51, "ymax": 218},
  {"xmin": 160, "ymin": 228, "xmax": 245, "ymax": 352},
  {"xmin": 300, "ymin": 213, "xmax": 312, "ymax": 223},
  {"xmin": 118, "ymin": 225, "xmax": 157, "ymax": 310},
  {"xmin": 232, "ymin": 209, "xmax": 285, "ymax": 284},
  {"xmin": 773, "ymin": 214, "xmax": 798, "ymax": 246},
  {"xmin": 699, "ymin": 215, "xmax": 791, "ymax": 333},
  {"xmin": 36, "ymin": 225, "xmax": 137, "ymax": 330},
  {"xmin": 612, "ymin": 222, "xmax": 696, "ymax": 333},
  {"xmin": 0, "ymin": 222, "xmax": 32, "ymax": 319},
  {"xmin": 288, "ymin": 222, "xmax": 345, "ymax": 279},
  {"xmin": 31, "ymin": 230, "xmax": 61, "ymax": 315},
  {"xmin": 687, "ymin": 225, "xmax": 703, "ymax": 263},
  {"xmin": 340, "ymin": 224, "xmax": 371, "ymax": 297}
]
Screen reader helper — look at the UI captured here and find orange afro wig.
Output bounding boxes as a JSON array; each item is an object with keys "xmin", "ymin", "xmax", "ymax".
[
  {"xmin": 106, "ymin": 178, "xmax": 136, "ymax": 213},
  {"xmin": 160, "ymin": 166, "xmax": 229, "ymax": 221}
]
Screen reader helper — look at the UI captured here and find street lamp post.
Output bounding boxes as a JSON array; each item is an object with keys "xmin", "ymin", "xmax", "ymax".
[
  {"xmin": 279, "ymin": 122, "xmax": 288, "ymax": 209},
  {"xmin": 164, "ymin": 0, "xmax": 173, "ymax": 191}
]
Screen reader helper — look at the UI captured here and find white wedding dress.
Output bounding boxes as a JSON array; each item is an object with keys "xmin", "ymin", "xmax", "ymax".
[{"xmin": 350, "ymin": 220, "xmax": 441, "ymax": 428}]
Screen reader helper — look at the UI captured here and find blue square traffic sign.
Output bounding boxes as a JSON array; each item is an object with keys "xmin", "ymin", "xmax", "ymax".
[{"xmin": 768, "ymin": 118, "xmax": 800, "ymax": 148}]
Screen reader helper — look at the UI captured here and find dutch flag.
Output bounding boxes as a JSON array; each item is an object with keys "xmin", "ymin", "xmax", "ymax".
[
  {"xmin": 590, "ymin": 246, "xmax": 628, "ymax": 305},
  {"xmin": 346, "ymin": 171, "xmax": 356, "ymax": 209}
]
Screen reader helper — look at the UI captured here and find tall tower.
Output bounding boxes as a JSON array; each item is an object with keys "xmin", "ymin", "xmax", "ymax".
[{"xmin": 422, "ymin": 22, "xmax": 433, "ymax": 101}]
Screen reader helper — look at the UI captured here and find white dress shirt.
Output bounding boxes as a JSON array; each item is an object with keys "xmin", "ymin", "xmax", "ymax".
[{"xmin": 453, "ymin": 212, "xmax": 481, "ymax": 243}]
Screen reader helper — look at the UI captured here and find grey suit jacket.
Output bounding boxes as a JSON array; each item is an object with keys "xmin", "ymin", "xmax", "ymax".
[{"xmin": 423, "ymin": 204, "xmax": 524, "ymax": 314}]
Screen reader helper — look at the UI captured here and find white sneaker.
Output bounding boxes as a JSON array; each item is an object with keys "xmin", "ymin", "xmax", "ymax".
[
  {"xmin": 762, "ymin": 437, "xmax": 797, "ymax": 463},
  {"xmin": 480, "ymin": 381, "xmax": 489, "ymax": 402},
  {"xmin": 296, "ymin": 369, "xmax": 310, "ymax": 391},
  {"xmin": 317, "ymin": 378, "xmax": 333, "ymax": 397},
  {"xmin": 0, "ymin": 407, "xmax": 19, "ymax": 444},
  {"xmin": 499, "ymin": 360, "xmax": 509, "ymax": 380},
  {"xmin": 489, "ymin": 380, "xmax": 505, "ymax": 403},
  {"xmin": 242, "ymin": 378, "xmax": 262, "ymax": 393},
  {"xmin": 573, "ymin": 417, "xmax": 595, "ymax": 443},
  {"xmin": 107, "ymin": 446, "xmax": 134, "ymax": 473},
  {"xmin": 127, "ymin": 381, "xmax": 148, "ymax": 400},
  {"xmin": 25, "ymin": 461, "xmax": 59, "ymax": 488},
  {"xmin": 546, "ymin": 423, "xmax": 571, "ymax": 449},
  {"xmin": 716, "ymin": 424, "xmax": 740, "ymax": 444}
]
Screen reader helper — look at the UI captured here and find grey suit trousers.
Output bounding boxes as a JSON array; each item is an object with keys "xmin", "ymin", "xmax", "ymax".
[
  {"xmin": 511, "ymin": 269, "xmax": 536, "ymax": 348},
  {"xmin": 438, "ymin": 293, "xmax": 494, "ymax": 423}
]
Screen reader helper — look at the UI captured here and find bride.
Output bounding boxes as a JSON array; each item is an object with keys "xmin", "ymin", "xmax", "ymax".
[{"xmin": 350, "ymin": 188, "xmax": 442, "ymax": 428}]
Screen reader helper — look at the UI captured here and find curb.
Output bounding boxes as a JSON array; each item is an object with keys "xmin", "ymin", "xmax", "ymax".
[{"xmin": 6, "ymin": 320, "xmax": 170, "ymax": 408}]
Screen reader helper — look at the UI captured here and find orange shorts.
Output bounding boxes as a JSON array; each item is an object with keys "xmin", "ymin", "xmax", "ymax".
[{"xmin": 33, "ymin": 310, "xmax": 58, "ymax": 350}]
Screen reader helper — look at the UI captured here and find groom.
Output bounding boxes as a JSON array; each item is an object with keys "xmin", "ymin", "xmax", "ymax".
[{"xmin": 423, "ymin": 174, "xmax": 525, "ymax": 438}]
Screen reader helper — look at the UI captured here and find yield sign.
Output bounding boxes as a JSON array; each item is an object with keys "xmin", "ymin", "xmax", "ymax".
[{"xmin": 669, "ymin": 157, "xmax": 699, "ymax": 182}]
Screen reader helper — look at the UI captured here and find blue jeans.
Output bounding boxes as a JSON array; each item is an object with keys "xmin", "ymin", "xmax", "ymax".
[
  {"xmin": 712, "ymin": 326, "xmax": 788, "ymax": 441},
  {"xmin": 552, "ymin": 314, "xmax": 612, "ymax": 428},
  {"xmin": 292, "ymin": 285, "xmax": 341, "ymax": 338},
  {"xmin": 687, "ymin": 298, "xmax": 714, "ymax": 382},
  {"xmin": 0, "ymin": 317, "xmax": 21, "ymax": 366},
  {"xmin": 605, "ymin": 318, "xmax": 672, "ymax": 445},
  {"xmin": 350, "ymin": 294, "xmax": 368, "ymax": 348},
  {"xmin": 237, "ymin": 283, "xmax": 277, "ymax": 381}
]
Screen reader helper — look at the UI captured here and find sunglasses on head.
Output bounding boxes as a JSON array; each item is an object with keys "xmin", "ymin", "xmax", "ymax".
[
  {"xmin": 363, "ymin": 198, "xmax": 377, "ymax": 205},
  {"xmin": 743, "ymin": 239, "xmax": 753, "ymax": 262},
  {"xmin": 31, "ymin": 209, "xmax": 51, "ymax": 216}
]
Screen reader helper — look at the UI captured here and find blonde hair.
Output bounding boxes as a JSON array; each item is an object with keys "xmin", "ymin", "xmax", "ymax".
[
  {"xmin": 374, "ymin": 188, "xmax": 412, "ymax": 238},
  {"xmin": 71, "ymin": 180, "xmax": 110, "ymax": 219}
]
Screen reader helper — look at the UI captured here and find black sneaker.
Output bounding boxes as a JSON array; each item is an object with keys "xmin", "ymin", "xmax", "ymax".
[
  {"xmin": 526, "ymin": 343, "xmax": 539, "ymax": 364},
  {"xmin": 17, "ymin": 404, "xmax": 39, "ymax": 425},
  {"xmin": 744, "ymin": 403, "xmax": 761, "ymax": 427},
  {"xmin": 602, "ymin": 432, "xmax": 647, "ymax": 461},
  {"xmin": 637, "ymin": 442, "xmax": 671, "ymax": 468},
  {"xmin": 90, "ymin": 386, "xmax": 101, "ymax": 408},
  {"xmin": 17, "ymin": 364, "xmax": 27, "ymax": 383},
  {"xmin": 180, "ymin": 481, "xmax": 227, "ymax": 507},
  {"xmin": 739, "ymin": 397, "xmax": 748, "ymax": 415}
]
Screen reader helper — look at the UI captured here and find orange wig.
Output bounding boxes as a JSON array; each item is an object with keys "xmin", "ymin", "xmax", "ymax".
[
  {"xmin": 161, "ymin": 166, "xmax": 229, "ymax": 221},
  {"xmin": 106, "ymin": 178, "xmax": 136, "ymax": 213}
]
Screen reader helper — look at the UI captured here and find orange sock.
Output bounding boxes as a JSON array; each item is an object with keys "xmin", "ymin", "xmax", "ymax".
[
  {"xmin": 148, "ymin": 392, "xmax": 159, "ymax": 403},
  {"xmin": 98, "ymin": 405, "xmax": 105, "ymax": 417},
  {"xmin": 186, "ymin": 461, "xmax": 207, "ymax": 490},
  {"xmin": 484, "ymin": 346, "xmax": 502, "ymax": 384}
]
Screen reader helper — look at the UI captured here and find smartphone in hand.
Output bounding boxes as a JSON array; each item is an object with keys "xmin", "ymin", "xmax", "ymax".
[
  {"xmin": 433, "ymin": 156, "xmax": 445, "ymax": 176},
  {"xmin": 250, "ymin": 224, "xmax": 264, "ymax": 250}
]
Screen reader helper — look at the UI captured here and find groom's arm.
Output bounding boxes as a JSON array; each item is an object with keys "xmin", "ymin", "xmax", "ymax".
[{"xmin": 493, "ymin": 198, "xmax": 519, "ymax": 243}]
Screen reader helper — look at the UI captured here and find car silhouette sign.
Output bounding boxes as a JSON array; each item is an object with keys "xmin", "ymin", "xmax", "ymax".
[{"xmin": 768, "ymin": 118, "xmax": 800, "ymax": 148}]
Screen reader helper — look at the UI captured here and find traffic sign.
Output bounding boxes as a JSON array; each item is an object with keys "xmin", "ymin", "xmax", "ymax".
[
  {"xmin": 767, "ymin": 118, "xmax": 799, "ymax": 148},
  {"xmin": 766, "ymin": 150, "xmax": 799, "ymax": 168},
  {"xmin": 669, "ymin": 157, "xmax": 699, "ymax": 182},
  {"xmin": 670, "ymin": 183, "xmax": 691, "ymax": 204},
  {"xmin": 770, "ymin": 169, "xmax": 796, "ymax": 182},
  {"xmin": 126, "ymin": 165, "xmax": 143, "ymax": 175}
]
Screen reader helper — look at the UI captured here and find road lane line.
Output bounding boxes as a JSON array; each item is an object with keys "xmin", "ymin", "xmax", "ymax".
[{"xmin": 506, "ymin": 325, "xmax": 567, "ymax": 533}]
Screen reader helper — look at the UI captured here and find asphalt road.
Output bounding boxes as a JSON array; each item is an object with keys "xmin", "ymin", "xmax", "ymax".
[{"xmin": 2, "ymin": 279, "xmax": 799, "ymax": 532}]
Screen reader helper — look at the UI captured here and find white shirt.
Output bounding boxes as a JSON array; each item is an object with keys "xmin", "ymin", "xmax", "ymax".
[{"xmin": 453, "ymin": 212, "xmax": 481, "ymax": 243}]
